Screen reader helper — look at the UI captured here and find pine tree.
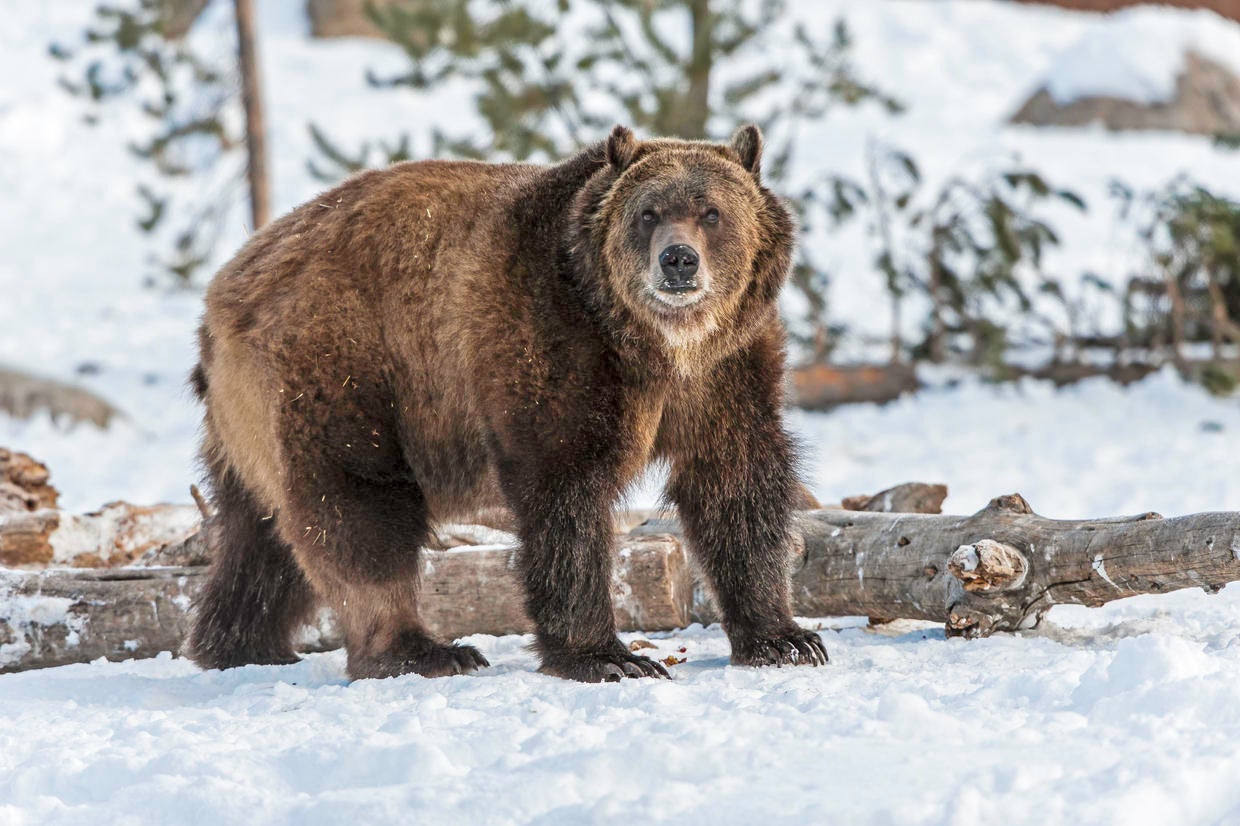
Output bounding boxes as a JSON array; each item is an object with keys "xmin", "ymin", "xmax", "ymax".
[
  {"xmin": 308, "ymin": 0, "xmax": 900, "ymax": 353},
  {"xmin": 51, "ymin": 0, "xmax": 270, "ymax": 286}
]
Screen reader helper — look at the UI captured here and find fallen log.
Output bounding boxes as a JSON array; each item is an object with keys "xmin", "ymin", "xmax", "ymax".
[
  {"xmin": 0, "ymin": 449, "xmax": 58, "ymax": 514},
  {"xmin": 0, "ymin": 526, "xmax": 692, "ymax": 672},
  {"xmin": 788, "ymin": 362, "xmax": 919, "ymax": 410},
  {"xmin": 0, "ymin": 365, "xmax": 121, "ymax": 429},
  {"xmin": 791, "ymin": 493, "xmax": 1240, "ymax": 637},
  {"xmin": 0, "ymin": 502, "xmax": 201, "ymax": 568},
  {"xmin": 0, "ymin": 566, "xmax": 204, "ymax": 671},
  {"xmin": 3, "ymin": 485, "xmax": 1240, "ymax": 671}
]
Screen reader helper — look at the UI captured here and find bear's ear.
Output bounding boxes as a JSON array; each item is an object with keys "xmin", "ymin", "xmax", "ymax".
[
  {"xmin": 730, "ymin": 124, "xmax": 763, "ymax": 178},
  {"xmin": 606, "ymin": 125, "xmax": 638, "ymax": 172}
]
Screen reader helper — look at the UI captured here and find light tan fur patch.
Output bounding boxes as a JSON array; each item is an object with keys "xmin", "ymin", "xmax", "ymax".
[{"xmin": 204, "ymin": 334, "xmax": 285, "ymax": 511}]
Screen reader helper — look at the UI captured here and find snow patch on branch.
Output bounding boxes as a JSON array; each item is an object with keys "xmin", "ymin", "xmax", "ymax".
[
  {"xmin": 1092, "ymin": 552, "xmax": 1121, "ymax": 590},
  {"xmin": 0, "ymin": 570, "xmax": 87, "ymax": 668}
]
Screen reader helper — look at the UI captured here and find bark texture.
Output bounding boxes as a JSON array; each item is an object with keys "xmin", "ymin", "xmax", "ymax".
[
  {"xmin": 234, "ymin": 0, "xmax": 270, "ymax": 230},
  {"xmin": 790, "ymin": 494, "xmax": 1240, "ymax": 636},
  {"xmin": 0, "ymin": 503, "xmax": 200, "ymax": 569},
  {"xmin": 4, "ymin": 487, "xmax": 1240, "ymax": 671},
  {"xmin": 0, "ymin": 449, "xmax": 58, "ymax": 514},
  {"xmin": 0, "ymin": 526, "xmax": 691, "ymax": 672}
]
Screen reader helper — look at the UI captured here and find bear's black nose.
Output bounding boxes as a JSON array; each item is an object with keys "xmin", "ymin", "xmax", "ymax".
[{"xmin": 658, "ymin": 244, "xmax": 700, "ymax": 293}]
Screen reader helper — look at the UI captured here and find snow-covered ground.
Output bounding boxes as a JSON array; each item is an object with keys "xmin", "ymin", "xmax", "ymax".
[
  {"xmin": 4, "ymin": 1, "xmax": 1240, "ymax": 824},
  {"xmin": 4, "ymin": 592, "xmax": 1240, "ymax": 826}
]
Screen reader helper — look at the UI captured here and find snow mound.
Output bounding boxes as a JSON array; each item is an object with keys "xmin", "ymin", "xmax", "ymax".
[{"xmin": 1044, "ymin": 7, "xmax": 1240, "ymax": 105}]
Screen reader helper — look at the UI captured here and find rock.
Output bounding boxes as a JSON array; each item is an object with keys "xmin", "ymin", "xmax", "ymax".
[{"xmin": 1011, "ymin": 50, "xmax": 1240, "ymax": 136}]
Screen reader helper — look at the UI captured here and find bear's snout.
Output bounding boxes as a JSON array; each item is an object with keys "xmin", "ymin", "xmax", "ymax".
[{"xmin": 657, "ymin": 243, "xmax": 700, "ymax": 293}]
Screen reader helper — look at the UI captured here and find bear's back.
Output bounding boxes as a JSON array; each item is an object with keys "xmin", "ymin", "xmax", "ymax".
[{"xmin": 205, "ymin": 159, "xmax": 543, "ymax": 326}]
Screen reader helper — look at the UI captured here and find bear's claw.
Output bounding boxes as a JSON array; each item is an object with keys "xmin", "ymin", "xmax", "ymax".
[
  {"xmin": 408, "ymin": 643, "xmax": 491, "ymax": 678},
  {"xmin": 540, "ymin": 645, "xmax": 671, "ymax": 682},
  {"xmin": 350, "ymin": 639, "xmax": 490, "ymax": 681},
  {"xmin": 731, "ymin": 627, "xmax": 828, "ymax": 667}
]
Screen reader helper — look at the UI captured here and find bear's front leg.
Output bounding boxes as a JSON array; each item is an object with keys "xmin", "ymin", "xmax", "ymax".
[
  {"xmin": 661, "ymin": 341, "xmax": 828, "ymax": 668},
  {"xmin": 497, "ymin": 453, "xmax": 669, "ymax": 683}
]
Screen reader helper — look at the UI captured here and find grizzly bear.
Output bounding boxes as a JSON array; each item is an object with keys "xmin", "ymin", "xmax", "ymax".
[{"xmin": 187, "ymin": 124, "xmax": 827, "ymax": 682}]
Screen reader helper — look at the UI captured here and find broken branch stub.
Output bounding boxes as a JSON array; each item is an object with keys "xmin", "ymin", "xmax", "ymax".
[
  {"xmin": 947, "ymin": 539, "xmax": 1028, "ymax": 592},
  {"xmin": 790, "ymin": 492, "xmax": 1240, "ymax": 638}
]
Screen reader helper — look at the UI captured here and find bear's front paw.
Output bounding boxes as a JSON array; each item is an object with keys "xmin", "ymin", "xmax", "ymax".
[
  {"xmin": 349, "ymin": 637, "xmax": 490, "ymax": 681},
  {"xmin": 730, "ymin": 626, "xmax": 828, "ymax": 668},
  {"xmin": 539, "ymin": 644, "xmax": 671, "ymax": 682}
]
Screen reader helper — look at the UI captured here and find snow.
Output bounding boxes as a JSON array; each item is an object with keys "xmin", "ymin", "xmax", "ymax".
[
  {"xmin": 0, "ymin": 572, "xmax": 82, "ymax": 669},
  {"xmin": 787, "ymin": 367, "xmax": 1240, "ymax": 520},
  {"xmin": 5, "ymin": 0, "xmax": 1240, "ymax": 823},
  {"xmin": 1042, "ymin": 7, "xmax": 1240, "ymax": 105},
  {"xmin": 5, "ymin": 601, "xmax": 1240, "ymax": 824},
  {"xmin": 1093, "ymin": 552, "xmax": 1120, "ymax": 591},
  {"xmin": 954, "ymin": 544, "xmax": 980, "ymax": 573}
]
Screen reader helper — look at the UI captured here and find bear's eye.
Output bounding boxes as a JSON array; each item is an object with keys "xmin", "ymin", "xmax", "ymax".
[
  {"xmin": 703, "ymin": 208, "xmax": 721, "ymax": 225},
  {"xmin": 641, "ymin": 210, "xmax": 658, "ymax": 225}
]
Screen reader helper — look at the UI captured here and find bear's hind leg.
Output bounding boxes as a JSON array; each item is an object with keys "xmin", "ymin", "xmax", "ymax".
[
  {"xmin": 280, "ymin": 470, "xmax": 488, "ymax": 681},
  {"xmin": 188, "ymin": 464, "xmax": 317, "ymax": 670}
]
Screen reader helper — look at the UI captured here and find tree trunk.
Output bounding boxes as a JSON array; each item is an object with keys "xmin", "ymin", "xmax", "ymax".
[
  {"xmin": 1165, "ymin": 270, "xmax": 1189, "ymax": 369},
  {"xmin": 234, "ymin": 0, "xmax": 270, "ymax": 230},
  {"xmin": 928, "ymin": 231, "xmax": 948, "ymax": 362},
  {"xmin": 675, "ymin": 0, "xmax": 712, "ymax": 139},
  {"xmin": 161, "ymin": 0, "xmax": 211, "ymax": 39}
]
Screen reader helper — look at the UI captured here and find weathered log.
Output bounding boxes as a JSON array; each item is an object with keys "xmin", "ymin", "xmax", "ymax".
[
  {"xmin": 789, "ymin": 494, "xmax": 1240, "ymax": 636},
  {"xmin": 0, "ymin": 366, "xmax": 120, "ymax": 428},
  {"xmin": 0, "ymin": 529, "xmax": 691, "ymax": 672},
  {"xmin": 0, "ymin": 502, "xmax": 200, "ymax": 568},
  {"xmin": 627, "ymin": 493, "xmax": 1240, "ymax": 634},
  {"xmin": 788, "ymin": 362, "xmax": 919, "ymax": 410},
  {"xmin": 0, "ymin": 566, "xmax": 203, "ymax": 671},
  {"xmin": 4, "ymin": 488, "xmax": 1240, "ymax": 671},
  {"xmin": 0, "ymin": 449, "xmax": 58, "ymax": 513}
]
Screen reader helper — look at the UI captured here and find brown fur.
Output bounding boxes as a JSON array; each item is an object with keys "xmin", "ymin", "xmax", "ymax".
[{"xmin": 188, "ymin": 124, "xmax": 827, "ymax": 682}]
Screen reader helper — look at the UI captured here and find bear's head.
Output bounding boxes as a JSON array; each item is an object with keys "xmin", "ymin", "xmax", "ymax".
[{"xmin": 572, "ymin": 125, "xmax": 795, "ymax": 359}]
